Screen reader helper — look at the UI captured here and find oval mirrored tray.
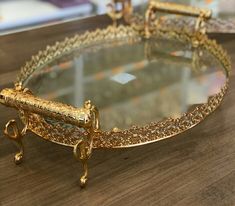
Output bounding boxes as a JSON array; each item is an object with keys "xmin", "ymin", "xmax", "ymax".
[
  {"xmin": 24, "ymin": 33, "xmax": 228, "ymax": 146},
  {"xmin": 0, "ymin": 0, "xmax": 231, "ymax": 188}
]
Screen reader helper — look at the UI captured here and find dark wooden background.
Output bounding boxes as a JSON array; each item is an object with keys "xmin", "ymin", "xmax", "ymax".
[{"xmin": 0, "ymin": 16, "xmax": 235, "ymax": 206}]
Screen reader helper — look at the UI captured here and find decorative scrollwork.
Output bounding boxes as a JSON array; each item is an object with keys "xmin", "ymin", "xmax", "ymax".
[
  {"xmin": 73, "ymin": 100, "xmax": 98, "ymax": 188},
  {"xmin": 73, "ymin": 138, "xmax": 92, "ymax": 188},
  {"xmin": 107, "ymin": 0, "xmax": 133, "ymax": 26},
  {"xmin": 4, "ymin": 114, "xmax": 29, "ymax": 164}
]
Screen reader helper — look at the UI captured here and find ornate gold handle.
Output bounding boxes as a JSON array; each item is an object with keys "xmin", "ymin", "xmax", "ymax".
[
  {"xmin": 145, "ymin": 1, "xmax": 212, "ymax": 38},
  {"xmin": 0, "ymin": 85, "xmax": 100, "ymax": 187},
  {"xmin": 0, "ymin": 87, "xmax": 99, "ymax": 129}
]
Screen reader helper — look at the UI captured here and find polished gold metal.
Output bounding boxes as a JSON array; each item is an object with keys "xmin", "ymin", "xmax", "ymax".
[
  {"xmin": 4, "ymin": 119, "xmax": 26, "ymax": 164},
  {"xmin": 0, "ymin": 83, "xmax": 99, "ymax": 187},
  {"xmin": 0, "ymin": 88, "xmax": 98, "ymax": 129},
  {"xmin": 73, "ymin": 136, "xmax": 92, "ymax": 188},
  {"xmin": 0, "ymin": 0, "xmax": 231, "ymax": 188},
  {"xmin": 145, "ymin": 1, "xmax": 212, "ymax": 42},
  {"xmin": 107, "ymin": 0, "xmax": 133, "ymax": 26}
]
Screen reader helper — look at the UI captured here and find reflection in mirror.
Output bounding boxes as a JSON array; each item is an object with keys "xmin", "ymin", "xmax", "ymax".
[{"xmin": 25, "ymin": 37, "xmax": 226, "ymax": 130}]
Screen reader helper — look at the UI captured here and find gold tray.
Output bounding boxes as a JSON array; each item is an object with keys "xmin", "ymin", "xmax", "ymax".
[{"xmin": 0, "ymin": 0, "xmax": 231, "ymax": 187}]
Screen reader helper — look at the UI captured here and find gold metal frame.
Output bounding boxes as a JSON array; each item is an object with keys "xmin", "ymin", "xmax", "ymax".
[
  {"xmin": 0, "ymin": 0, "xmax": 231, "ymax": 188},
  {"xmin": 145, "ymin": 1, "xmax": 212, "ymax": 38}
]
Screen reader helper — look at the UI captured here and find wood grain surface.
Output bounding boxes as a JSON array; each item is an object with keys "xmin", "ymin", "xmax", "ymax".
[{"xmin": 0, "ymin": 16, "xmax": 235, "ymax": 206}]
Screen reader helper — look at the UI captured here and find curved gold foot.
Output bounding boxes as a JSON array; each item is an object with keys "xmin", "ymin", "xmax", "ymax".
[
  {"xmin": 14, "ymin": 139, "xmax": 24, "ymax": 165},
  {"xmin": 73, "ymin": 139, "xmax": 91, "ymax": 188},
  {"xmin": 4, "ymin": 119, "xmax": 27, "ymax": 165},
  {"xmin": 80, "ymin": 160, "xmax": 88, "ymax": 188}
]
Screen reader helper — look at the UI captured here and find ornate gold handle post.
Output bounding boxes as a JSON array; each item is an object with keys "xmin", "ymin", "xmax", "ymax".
[
  {"xmin": 73, "ymin": 100, "xmax": 100, "ymax": 188},
  {"xmin": 145, "ymin": 1, "xmax": 212, "ymax": 41}
]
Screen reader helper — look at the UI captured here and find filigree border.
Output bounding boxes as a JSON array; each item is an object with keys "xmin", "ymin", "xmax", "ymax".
[{"xmin": 17, "ymin": 25, "xmax": 231, "ymax": 149}]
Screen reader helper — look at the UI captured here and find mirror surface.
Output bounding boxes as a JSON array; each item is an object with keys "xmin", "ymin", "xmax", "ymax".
[{"xmin": 25, "ymin": 37, "xmax": 226, "ymax": 130}]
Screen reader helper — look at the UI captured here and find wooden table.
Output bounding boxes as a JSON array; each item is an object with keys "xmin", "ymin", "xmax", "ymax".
[{"xmin": 0, "ymin": 16, "xmax": 235, "ymax": 206}]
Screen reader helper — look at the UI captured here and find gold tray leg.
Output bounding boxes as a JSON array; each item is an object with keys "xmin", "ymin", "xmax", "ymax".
[
  {"xmin": 4, "ymin": 112, "xmax": 29, "ymax": 165},
  {"xmin": 72, "ymin": 100, "xmax": 99, "ymax": 188},
  {"xmin": 73, "ymin": 136, "xmax": 93, "ymax": 188},
  {"xmin": 4, "ymin": 119, "xmax": 28, "ymax": 164}
]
